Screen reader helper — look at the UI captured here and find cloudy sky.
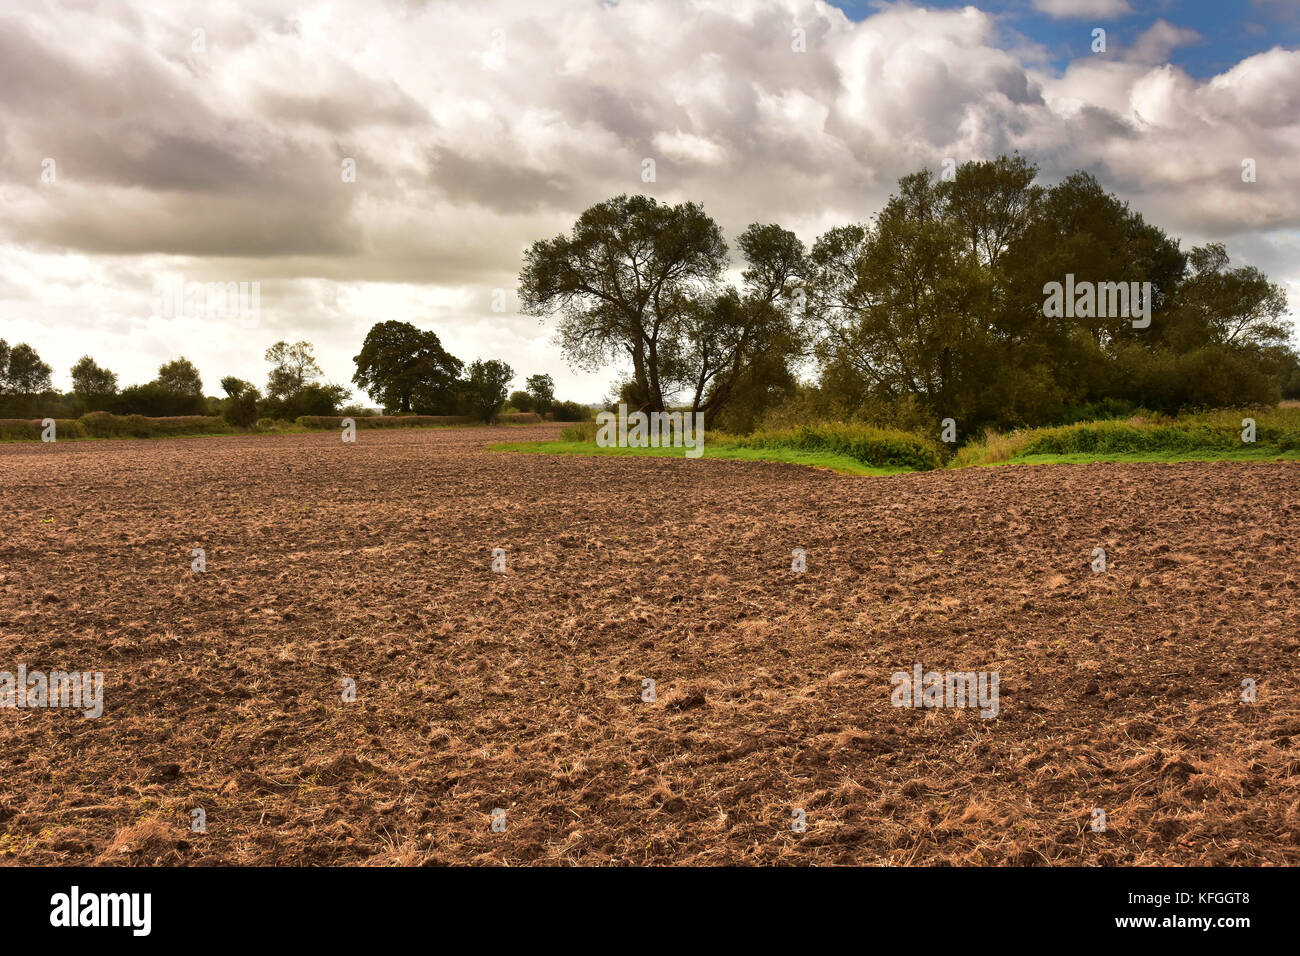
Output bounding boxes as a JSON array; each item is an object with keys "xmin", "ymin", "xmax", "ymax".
[{"xmin": 2, "ymin": 0, "xmax": 1297, "ymax": 404}]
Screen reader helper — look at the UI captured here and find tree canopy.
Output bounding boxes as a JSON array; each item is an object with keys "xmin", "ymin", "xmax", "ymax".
[
  {"xmin": 520, "ymin": 160, "xmax": 1292, "ymax": 434},
  {"xmin": 352, "ymin": 321, "xmax": 464, "ymax": 414}
]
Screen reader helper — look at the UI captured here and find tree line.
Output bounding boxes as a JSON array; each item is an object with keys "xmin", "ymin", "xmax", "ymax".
[
  {"xmin": 7, "ymin": 157, "xmax": 1289, "ymax": 437},
  {"xmin": 0, "ymin": 324, "xmax": 587, "ymax": 425},
  {"xmin": 519, "ymin": 156, "xmax": 1296, "ymax": 435}
]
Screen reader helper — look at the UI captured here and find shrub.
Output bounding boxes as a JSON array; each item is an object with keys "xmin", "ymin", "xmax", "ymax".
[
  {"xmin": 338, "ymin": 404, "xmax": 379, "ymax": 418},
  {"xmin": 953, "ymin": 427, "xmax": 1035, "ymax": 467},
  {"xmin": 957, "ymin": 407, "xmax": 1300, "ymax": 464},
  {"xmin": 1020, "ymin": 413, "xmax": 1300, "ymax": 456},
  {"xmin": 0, "ymin": 418, "xmax": 84, "ymax": 440},
  {"xmin": 559, "ymin": 421, "xmax": 598, "ymax": 442},
  {"xmin": 550, "ymin": 400, "xmax": 591, "ymax": 422},
  {"xmin": 731, "ymin": 422, "xmax": 944, "ymax": 471},
  {"xmin": 114, "ymin": 382, "xmax": 207, "ymax": 417},
  {"xmin": 75, "ymin": 412, "xmax": 227, "ymax": 439}
]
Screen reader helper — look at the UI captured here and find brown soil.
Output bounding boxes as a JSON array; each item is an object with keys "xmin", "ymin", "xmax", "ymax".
[{"xmin": 1, "ymin": 425, "xmax": 1298, "ymax": 865}]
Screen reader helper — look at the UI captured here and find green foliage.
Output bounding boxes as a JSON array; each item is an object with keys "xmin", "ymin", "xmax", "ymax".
[
  {"xmin": 730, "ymin": 422, "xmax": 944, "ymax": 471},
  {"xmin": 259, "ymin": 382, "xmax": 348, "ymax": 420},
  {"xmin": 220, "ymin": 376, "xmax": 261, "ymax": 427},
  {"xmin": 257, "ymin": 341, "xmax": 349, "ymax": 418},
  {"xmin": 524, "ymin": 374, "xmax": 555, "ymax": 413},
  {"xmin": 1020, "ymin": 413, "xmax": 1300, "ymax": 456},
  {"xmin": 493, "ymin": 438, "xmax": 895, "ymax": 475},
  {"xmin": 0, "ymin": 341, "xmax": 55, "ymax": 416},
  {"xmin": 0, "ymin": 341, "xmax": 54, "ymax": 396},
  {"xmin": 0, "ymin": 418, "xmax": 82, "ymax": 440},
  {"xmin": 352, "ymin": 321, "xmax": 463, "ymax": 414},
  {"xmin": 558, "ymin": 420, "xmax": 598, "ymax": 441},
  {"xmin": 957, "ymin": 406, "xmax": 1300, "ymax": 465},
  {"xmin": 806, "ymin": 156, "xmax": 1292, "ymax": 432},
  {"xmin": 519, "ymin": 194, "xmax": 729, "ymax": 412},
  {"xmin": 70, "ymin": 356, "xmax": 118, "ymax": 411},
  {"xmin": 116, "ymin": 381, "xmax": 207, "ymax": 417},
  {"xmin": 155, "ymin": 357, "xmax": 203, "ymax": 397},
  {"xmin": 0, "ymin": 412, "xmax": 230, "ymax": 441},
  {"xmin": 549, "ymin": 399, "xmax": 591, "ymax": 422},
  {"xmin": 462, "ymin": 359, "xmax": 514, "ymax": 423},
  {"xmin": 264, "ymin": 341, "xmax": 323, "ymax": 400},
  {"xmin": 338, "ymin": 404, "xmax": 378, "ymax": 418}
]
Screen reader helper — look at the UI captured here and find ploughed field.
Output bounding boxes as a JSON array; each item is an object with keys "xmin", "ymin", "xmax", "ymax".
[{"xmin": 1, "ymin": 424, "xmax": 1298, "ymax": 865}]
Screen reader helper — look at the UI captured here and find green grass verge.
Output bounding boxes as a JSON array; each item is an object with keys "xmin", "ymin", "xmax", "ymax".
[
  {"xmin": 490, "ymin": 440, "xmax": 908, "ymax": 475},
  {"xmin": 495, "ymin": 423, "xmax": 1300, "ymax": 475},
  {"xmin": 1001, "ymin": 448, "xmax": 1300, "ymax": 466}
]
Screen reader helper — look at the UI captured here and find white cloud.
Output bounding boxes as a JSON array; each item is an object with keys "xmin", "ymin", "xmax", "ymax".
[
  {"xmin": 1129, "ymin": 19, "xmax": 1202, "ymax": 64},
  {"xmin": 1033, "ymin": 0, "xmax": 1133, "ymax": 19},
  {"xmin": 0, "ymin": 0, "xmax": 1294, "ymax": 402}
]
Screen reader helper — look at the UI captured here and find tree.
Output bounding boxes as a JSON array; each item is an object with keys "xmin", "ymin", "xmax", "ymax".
[
  {"xmin": 519, "ymin": 194, "xmax": 728, "ymax": 412},
  {"xmin": 292, "ymin": 382, "xmax": 350, "ymax": 416},
  {"xmin": 220, "ymin": 376, "xmax": 261, "ymax": 427},
  {"xmin": 550, "ymin": 399, "xmax": 591, "ymax": 422},
  {"xmin": 352, "ymin": 321, "xmax": 464, "ymax": 414},
  {"xmin": 2, "ymin": 342, "xmax": 54, "ymax": 396},
  {"xmin": 70, "ymin": 356, "xmax": 119, "ymax": 410},
  {"xmin": 524, "ymin": 373, "xmax": 555, "ymax": 414},
  {"xmin": 676, "ymin": 223, "xmax": 807, "ymax": 427},
  {"xmin": 265, "ymin": 341, "xmax": 323, "ymax": 400},
  {"xmin": 508, "ymin": 390, "xmax": 534, "ymax": 412},
  {"xmin": 155, "ymin": 357, "xmax": 204, "ymax": 397},
  {"xmin": 462, "ymin": 359, "xmax": 514, "ymax": 423},
  {"xmin": 940, "ymin": 154, "xmax": 1042, "ymax": 271},
  {"xmin": 260, "ymin": 340, "xmax": 351, "ymax": 419},
  {"xmin": 810, "ymin": 170, "xmax": 988, "ymax": 422},
  {"xmin": 1163, "ymin": 243, "xmax": 1290, "ymax": 352},
  {"xmin": 114, "ymin": 357, "xmax": 206, "ymax": 416}
]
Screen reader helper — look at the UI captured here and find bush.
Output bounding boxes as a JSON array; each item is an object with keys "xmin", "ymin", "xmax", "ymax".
[
  {"xmin": 953, "ymin": 427, "xmax": 1035, "ymax": 467},
  {"xmin": 114, "ymin": 383, "xmax": 207, "ymax": 417},
  {"xmin": 559, "ymin": 421, "xmax": 598, "ymax": 441},
  {"xmin": 338, "ymin": 404, "xmax": 379, "ymax": 418},
  {"xmin": 0, "ymin": 418, "xmax": 84, "ymax": 440},
  {"xmin": 260, "ymin": 383, "xmax": 349, "ymax": 420},
  {"xmin": 76, "ymin": 412, "xmax": 227, "ymax": 438},
  {"xmin": 0, "ymin": 413, "xmax": 232, "ymax": 441},
  {"xmin": 85, "ymin": 411, "xmax": 152, "ymax": 437},
  {"xmin": 222, "ymin": 388, "xmax": 260, "ymax": 428},
  {"xmin": 958, "ymin": 406, "xmax": 1300, "ymax": 464},
  {"xmin": 1020, "ymin": 413, "xmax": 1300, "ymax": 456},
  {"xmin": 731, "ymin": 422, "xmax": 944, "ymax": 471},
  {"xmin": 549, "ymin": 400, "xmax": 591, "ymax": 422}
]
